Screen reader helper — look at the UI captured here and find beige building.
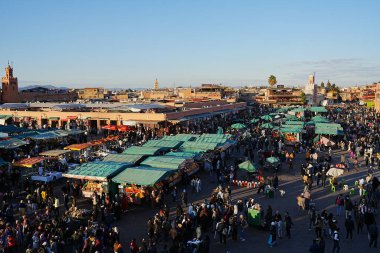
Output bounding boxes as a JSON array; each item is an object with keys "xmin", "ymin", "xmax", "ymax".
[
  {"xmin": 374, "ymin": 83, "xmax": 380, "ymax": 112},
  {"xmin": 78, "ymin": 88, "xmax": 105, "ymax": 100},
  {"xmin": 255, "ymin": 85, "xmax": 303, "ymax": 106}
]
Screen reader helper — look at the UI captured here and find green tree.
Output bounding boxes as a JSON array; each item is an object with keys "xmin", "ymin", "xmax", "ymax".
[
  {"xmin": 320, "ymin": 82, "xmax": 325, "ymax": 88},
  {"xmin": 268, "ymin": 75, "xmax": 277, "ymax": 87},
  {"xmin": 300, "ymin": 92, "xmax": 307, "ymax": 104}
]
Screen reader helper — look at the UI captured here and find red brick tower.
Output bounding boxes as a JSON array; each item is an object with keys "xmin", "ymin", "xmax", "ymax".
[{"xmin": 1, "ymin": 63, "xmax": 19, "ymax": 103}]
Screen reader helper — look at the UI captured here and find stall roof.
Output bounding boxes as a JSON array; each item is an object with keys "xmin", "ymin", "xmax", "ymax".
[
  {"xmin": 31, "ymin": 131, "xmax": 64, "ymax": 140},
  {"xmin": 280, "ymin": 126, "xmax": 303, "ymax": 133},
  {"xmin": 180, "ymin": 142, "xmax": 219, "ymax": 152},
  {"xmin": 161, "ymin": 134, "xmax": 199, "ymax": 142},
  {"xmin": 13, "ymin": 157, "xmax": 46, "ymax": 168},
  {"xmin": 63, "ymin": 162, "xmax": 129, "ymax": 181},
  {"xmin": 39, "ymin": 149, "xmax": 72, "ymax": 157},
  {"xmin": 142, "ymin": 140, "xmax": 183, "ymax": 149},
  {"xmin": 14, "ymin": 131, "xmax": 40, "ymax": 139},
  {"xmin": 123, "ymin": 146, "xmax": 165, "ymax": 155},
  {"xmin": 102, "ymin": 154, "xmax": 144, "ymax": 165},
  {"xmin": 315, "ymin": 123, "xmax": 343, "ymax": 135},
  {"xmin": 311, "ymin": 116, "xmax": 330, "ymax": 123},
  {"xmin": 285, "ymin": 121, "xmax": 304, "ymax": 126},
  {"xmin": 112, "ymin": 166, "xmax": 174, "ymax": 186},
  {"xmin": 64, "ymin": 143, "xmax": 92, "ymax": 151},
  {"xmin": 51, "ymin": 104, "xmax": 87, "ymax": 111},
  {"xmin": 0, "ymin": 138, "xmax": 27, "ymax": 149},
  {"xmin": 140, "ymin": 156, "xmax": 187, "ymax": 170},
  {"xmin": 309, "ymin": 106, "xmax": 328, "ymax": 113},
  {"xmin": 165, "ymin": 151, "xmax": 201, "ymax": 159},
  {"xmin": 0, "ymin": 125, "xmax": 27, "ymax": 134},
  {"xmin": 0, "ymin": 103, "xmax": 29, "ymax": 109}
]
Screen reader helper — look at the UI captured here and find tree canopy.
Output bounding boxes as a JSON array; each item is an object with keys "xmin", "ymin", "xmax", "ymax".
[{"xmin": 268, "ymin": 75, "xmax": 277, "ymax": 87}]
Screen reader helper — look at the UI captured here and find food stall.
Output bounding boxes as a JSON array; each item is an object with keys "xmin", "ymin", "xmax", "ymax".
[
  {"xmin": 280, "ymin": 126, "xmax": 302, "ymax": 145},
  {"xmin": 102, "ymin": 153, "xmax": 146, "ymax": 165},
  {"xmin": 112, "ymin": 166, "xmax": 175, "ymax": 204},
  {"xmin": 63, "ymin": 161, "xmax": 130, "ymax": 198},
  {"xmin": 13, "ymin": 157, "xmax": 47, "ymax": 176}
]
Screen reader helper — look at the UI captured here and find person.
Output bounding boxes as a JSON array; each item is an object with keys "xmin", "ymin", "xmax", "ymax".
[
  {"xmin": 268, "ymin": 222, "xmax": 277, "ymax": 247},
  {"xmin": 130, "ymin": 238, "xmax": 138, "ymax": 253},
  {"xmin": 181, "ymin": 189, "xmax": 188, "ymax": 206},
  {"xmin": 344, "ymin": 215, "xmax": 354, "ymax": 240},
  {"xmin": 368, "ymin": 222, "xmax": 378, "ymax": 248},
  {"xmin": 332, "ymin": 229, "xmax": 340, "ymax": 253},
  {"xmin": 335, "ymin": 194, "xmax": 343, "ymax": 216},
  {"xmin": 114, "ymin": 240, "xmax": 123, "ymax": 253},
  {"xmin": 239, "ymin": 214, "xmax": 248, "ymax": 242},
  {"xmin": 309, "ymin": 239, "xmax": 320, "ymax": 253},
  {"xmin": 284, "ymin": 212, "xmax": 293, "ymax": 238}
]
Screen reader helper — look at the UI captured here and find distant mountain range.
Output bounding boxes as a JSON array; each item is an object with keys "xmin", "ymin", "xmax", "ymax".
[{"xmin": 19, "ymin": 85, "xmax": 69, "ymax": 91}]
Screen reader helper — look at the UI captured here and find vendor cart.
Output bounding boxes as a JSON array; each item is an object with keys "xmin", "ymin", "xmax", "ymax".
[{"xmin": 264, "ymin": 157, "xmax": 281, "ymax": 172}]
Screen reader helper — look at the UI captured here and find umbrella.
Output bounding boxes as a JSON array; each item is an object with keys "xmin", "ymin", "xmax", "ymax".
[
  {"xmin": 266, "ymin": 157, "xmax": 280, "ymax": 164},
  {"xmin": 326, "ymin": 168, "xmax": 344, "ymax": 177},
  {"xmin": 260, "ymin": 123, "xmax": 274, "ymax": 129},
  {"xmin": 261, "ymin": 115, "xmax": 272, "ymax": 121},
  {"xmin": 250, "ymin": 118, "xmax": 260, "ymax": 124},
  {"xmin": 231, "ymin": 123, "xmax": 247, "ymax": 130},
  {"xmin": 238, "ymin": 160, "xmax": 257, "ymax": 173},
  {"xmin": 311, "ymin": 116, "xmax": 329, "ymax": 123}
]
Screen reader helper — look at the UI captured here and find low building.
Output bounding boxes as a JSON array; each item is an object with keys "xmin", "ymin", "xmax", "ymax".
[
  {"xmin": 77, "ymin": 87, "xmax": 105, "ymax": 100},
  {"xmin": 255, "ymin": 85, "xmax": 303, "ymax": 106}
]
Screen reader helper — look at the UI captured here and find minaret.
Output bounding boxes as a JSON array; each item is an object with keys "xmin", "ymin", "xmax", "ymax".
[
  {"xmin": 154, "ymin": 78, "xmax": 159, "ymax": 90},
  {"xmin": 1, "ymin": 63, "xmax": 19, "ymax": 103}
]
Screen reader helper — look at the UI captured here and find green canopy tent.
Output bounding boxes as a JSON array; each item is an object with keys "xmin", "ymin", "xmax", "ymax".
[
  {"xmin": 238, "ymin": 160, "xmax": 258, "ymax": 173},
  {"xmin": 140, "ymin": 156, "xmax": 187, "ymax": 170},
  {"xmin": 309, "ymin": 107, "xmax": 328, "ymax": 113},
  {"xmin": 231, "ymin": 123, "xmax": 247, "ymax": 130},
  {"xmin": 112, "ymin": 166, "xmax": 174, "ymax": 186},
  {"xmin": 285, "ymin": 121, "xmax": 305, "ymax": 127},
  {"xmin": 63, "ymin": 161, "xmax": 130, "ymax": 182},
  {"xmin": 311, "ymin": 116, "xmax": 330, "ymax": 123},
  {"xmin": 102, "ymin": 154, "xmax": 145, "ymax": 165},
  {"xmin": 285, "ymin": 115, "xmax": 303, "ymax": 121},
  {"xmin": 260, "ymin": 123, "xmax": 274, "ymax": 129},
  {"xmin": 260, "ymin": 115, "xmax": 272, "ymax": 121},
  {"xmin": 123, "ymin": 146, "xmax": 167, "ymax": 156},
  {"xmin": 266, "ymin": 157, "xmax": 280, "ymax": 164},
  {"xmin": 142, "ymin": 140, "xmax": 183, "ymax": 149},
  {"xmin": 161, "ymin": 134, "xmax": 199, "ymax": 142},
  {"xmin": 315, "ymin": 123, "xmax": 344, "ymax": 135},
  {"xmin": 291, "ymin": 107, "xmax": 305, "ymax": 113}
]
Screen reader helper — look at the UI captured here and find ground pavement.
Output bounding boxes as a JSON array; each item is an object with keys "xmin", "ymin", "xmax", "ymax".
[{"xmin": 115, "ymin": 148, "xmax": 380, "ymax": 253}]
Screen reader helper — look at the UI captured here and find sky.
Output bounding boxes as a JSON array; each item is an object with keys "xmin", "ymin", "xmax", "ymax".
[{"xmin": 0, "ymin": 0, "xmax": 379, "ymax": 88}]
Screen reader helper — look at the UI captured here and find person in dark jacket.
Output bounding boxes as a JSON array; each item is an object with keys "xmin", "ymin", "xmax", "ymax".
[
  {"xmin": 344, "ymin": 215, "xmax": 355, "ymax": 239},
  {"xmin": 368, "ymin": 223, "xmax": 378, "ymax": 248}
]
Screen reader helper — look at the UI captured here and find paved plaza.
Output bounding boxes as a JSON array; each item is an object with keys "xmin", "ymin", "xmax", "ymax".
[{"xmin": 115, "ymin": 147, "xmax": 379, "ymax": 253}]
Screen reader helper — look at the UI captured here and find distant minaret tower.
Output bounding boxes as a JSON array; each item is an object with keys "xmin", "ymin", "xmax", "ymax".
[
  {"xmin": 154, "ymin": 78, "xmax": 159, "ymax": 90},
  {"xmin": 1, "ymin": 62, "xmax": 19, "ymax": 103}
]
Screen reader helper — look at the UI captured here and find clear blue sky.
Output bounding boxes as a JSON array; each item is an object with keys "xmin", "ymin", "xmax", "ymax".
[{"xmin": 0, "ymin": 0, "xmax": 379, "ymax": 88}]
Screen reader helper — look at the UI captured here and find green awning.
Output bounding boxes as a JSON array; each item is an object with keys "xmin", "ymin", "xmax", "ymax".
[
  {"xmin": 285, "ymin": 121, "xmax": 304, "ymax": 126},
  {"xmin": 161, "ymin": 134, "xmax": 199, "ymax": 142},
  {"xmin": 238, "ymin": 160, "xmax": 257, "ymax": 173},
  {"xmin": 0, "ymin": 138, "xmax": 27, "ymax": 149},
  {"xmin": 280, "ymin": 126, "xmax": 302, "ymax": 133},
  {"xmin": 141, "ymin": 156, "xmax": 187, "ymax": 170},
  {"xmin": 103, "ymin": 154, "xmax": 145, "ymax": 165},
  {"xmin": 63, "ymin": 161, "xmax": 130, "ymax": 181},
  {"xmin": 142, "ymin": 140, "xmax": 183, "ymax": 149},
  {"xmin": 123, "ymin": 146, "xmax": 165, "ymax": 155},
  {"xmin": 315, "ymin": 123, "xmax": 343, "ymax": 135},
  {"xmin": 309, "ymin": 107, "xmax": 328, "ymax": 113},
  {"xmin": 311, "ymin": 116, "xmax": 329, "ymax": 123},
  {"xmin": 112, "ymin": 166, "xmax": 174, "ymax": 186},
  {"xmin": 266, "ymin": 157, "xmax": 280, "ymax": 164}
]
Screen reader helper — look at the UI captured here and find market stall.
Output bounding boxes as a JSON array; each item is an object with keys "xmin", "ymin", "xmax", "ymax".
[
  {"xmin": 280, "ymin": 126, "xmax": 302, "ymax": 145},
  {"xmin": 63, "ymin": 161, "xmax": 129, "ymax": 197},
  {"xmin": 13, "ymin": 157, "xmax": 47, "ymax": 176},
  {"xmin": 102, "ymin": 153, "xmax": 145, "ymax": 165},
  {"xmin": 112, "ymin": 166, "xmax": 175, "ymax": 204}
]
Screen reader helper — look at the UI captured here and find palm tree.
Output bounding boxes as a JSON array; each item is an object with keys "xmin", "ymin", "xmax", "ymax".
[{"xmin": 268, "ymin": 75, "xmax": 277, "ymax": 87}]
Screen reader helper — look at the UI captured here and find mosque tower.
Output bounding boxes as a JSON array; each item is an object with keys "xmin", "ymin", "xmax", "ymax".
[
  {"xmin": 154, "ymin": 78, "xmax": 159, "ymax": 90},
  {"xmin": 1, "ymin": 63, "xmax": 19, "ymax": 103}
]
